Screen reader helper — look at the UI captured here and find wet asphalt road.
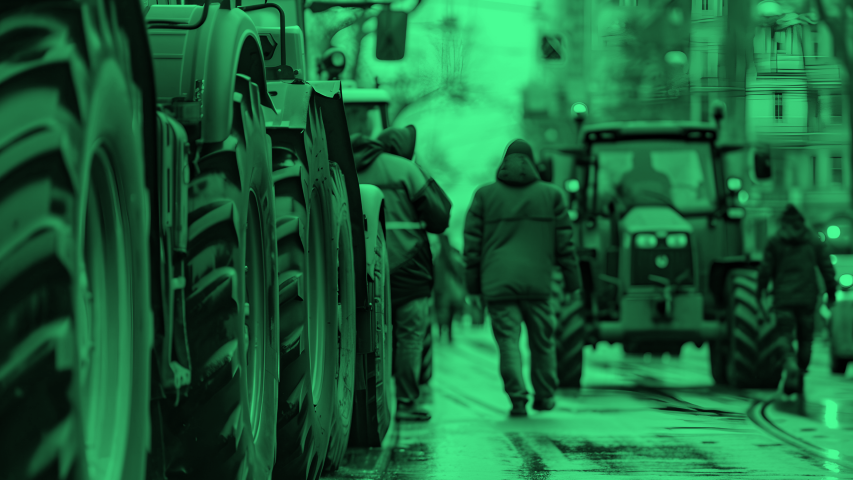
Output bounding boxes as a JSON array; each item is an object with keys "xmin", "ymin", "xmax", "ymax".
[{"xmin": 324, "ymin": 321, "xmax": 853, "ymax": 479}]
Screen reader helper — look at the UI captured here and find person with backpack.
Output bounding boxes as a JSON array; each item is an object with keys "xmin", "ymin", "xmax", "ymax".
[{"xmin": 350, "ymin": 124, "xmax": 452, "ymax": 421}]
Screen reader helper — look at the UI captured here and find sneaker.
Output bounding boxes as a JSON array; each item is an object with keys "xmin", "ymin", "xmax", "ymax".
[
  {"xmin": 396, "ymin": 404, "xmax": 431, "ymax": 422},
  {"xmin": 510, "ymin": 401, "xmax": 527, "ymax": 417},
  {"xmin": 532, "ymin": 397, "xmax": 556, "ymax": 411}
]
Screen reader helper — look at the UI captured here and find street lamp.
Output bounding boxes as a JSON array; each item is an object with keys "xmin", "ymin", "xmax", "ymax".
[{"xmin": 320, "ymin": 47, "xmax": 346, "ymax": 80}]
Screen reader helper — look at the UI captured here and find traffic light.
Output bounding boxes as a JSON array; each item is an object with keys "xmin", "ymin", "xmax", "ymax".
[{"xmin": 376, "ymin": 10, "xmax": 408, "ymax": 60}]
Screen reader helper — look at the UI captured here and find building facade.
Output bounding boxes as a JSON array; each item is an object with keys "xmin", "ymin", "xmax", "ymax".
[
  {"xmin": 746, "ymin": 3, "xmax": 851, "ymax": 253},
  {"xmin": 522, "ymin": 0, "xmax": 850, "ymax": 252}
]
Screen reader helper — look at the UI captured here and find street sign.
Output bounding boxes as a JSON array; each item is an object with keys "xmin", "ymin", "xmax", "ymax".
[{"xmin": 541, "ymin": 35, "xmax": 564, "ymax": 60}]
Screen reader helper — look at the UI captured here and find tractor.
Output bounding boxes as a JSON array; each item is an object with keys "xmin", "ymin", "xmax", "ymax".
[
  {"xmin": 543, "ymin": 105, "xmax": 785, "ymax": 390},
  {"xmin": 0, "ymin": 0, "xmax": 404, "ymax": 479}
]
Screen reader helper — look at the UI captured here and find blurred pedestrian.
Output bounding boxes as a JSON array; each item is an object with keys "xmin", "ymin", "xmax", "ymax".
[
  {"xmin": 350, "ymin": 126, "xmax": 452, "ymax": 422},
  {"xmin": 758, "ymin": 204, "xmax": 836, "ymax": 398},
  {"xmin": 464, "ymin": 139, "xmax": 581, "ymax": 417},
  {"xmin": 432, "ymin": 234, "xmax": 466, "ymax": 342}
]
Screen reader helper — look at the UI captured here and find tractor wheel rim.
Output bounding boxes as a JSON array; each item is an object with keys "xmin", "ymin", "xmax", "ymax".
[
  {"xmin": 245, "ymin": 192, "xmax": 266, "ymax": 437},
  {"xmin": 308, "ymin": 191, "xmax": 327, "ymax": 402},
  {"xmin": 80, "ymin": 148, "xmax": 133, "ymax": 479}
]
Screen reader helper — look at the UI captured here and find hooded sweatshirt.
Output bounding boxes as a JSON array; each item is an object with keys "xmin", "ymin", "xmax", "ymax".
[
  {"xmin": 378, "ymin": 125, "xmax": 417, "ymax": 160},
  {"xmin": 351, "ymin": 133, "xmax": 452, "ymax": 306},
  {"xmin": 463, "ymin": 139, "xmax": 581, "ymax": 302},
  {"xmin": 758, "ymin": 204, "xmax": 836, "ymax": 308}
]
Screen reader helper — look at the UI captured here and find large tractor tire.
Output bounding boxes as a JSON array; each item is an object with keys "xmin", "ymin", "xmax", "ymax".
[
  {"xmin": 350, "ymin": 222, "xmax": 394, "ymax": 448},
  {"xmin": 322, "ymin": 165, "xmax": 358, "ymax": 473},
  {"xmin": 271, "ymin": 143, "xmax": 342, "ymax": 479},
  {"xmin": 552, "ymin": 270, "xmax": 584, "ymax": 388},
  {"xmin": 420, "ymin": 323, "xmax": 434, "ymax": 385},
  {"xmin": 157, "ymin": 74, "xmax": 279, "ymax": 479},
  {"xmin": 0, "ymin": 1, "xmax": 153, "ymax": 478},
  {"xmin": 724, "ymin": 269, "xmax": 785, "ymax": 389},
  {"xmin": 556, "ymin": 298, "xmax": 585, "ymax": 388}
]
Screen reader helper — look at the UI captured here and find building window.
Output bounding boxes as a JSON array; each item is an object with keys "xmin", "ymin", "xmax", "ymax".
[
  {"xmin": 702, "ymin": 0, "xmax": 709, "ymax": 10},
  {"xmin": 813, "ymin": 156, "xmax": 818, "ymax": 185},
  {"xmin": 814, "ymin": 42, "xmax": 819, "ymax": 56},
  {"xmin": 700, "ymin": 94, "xmax": 709, "ymax": 121},
  {"xmin": 831, "ymin": 156, "xmax": 843, "ymax": 184},
  {"xmin": 774, "ymin": 92, "xmax": 784, "ymax": 121},
  {"xmin": 829, "ymin": 94, "xmax": 843, "ymax": 124}
]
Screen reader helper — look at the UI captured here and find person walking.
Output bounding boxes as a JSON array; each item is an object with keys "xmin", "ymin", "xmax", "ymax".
[
  {"xmin": 432, "ymin": 234, "xmax": 467, "ymax": 342},
  {"xmin": 758, "ymin": 204, "xmax": 836, "ymax": 399},
  {"xmin": 350, "ymin": 126, "xmax": 452, "ymax": 422},
  {"xmin": 463, "ymin": 139, "xmax": 581, "ymax": 417}
]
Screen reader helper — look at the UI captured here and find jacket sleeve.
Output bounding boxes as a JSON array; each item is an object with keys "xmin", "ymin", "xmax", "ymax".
[
  {"xmin": 410, "ymin": 163, "xmax": 452, "ymax": 234},
  {"xmin": 463, "ymin": 189, "xmax": 484, "ymax": 295},
  {"xmin": 815, "ymin": 238, "xmax": 837, "ymax": 294},
  {"xmin": 757, "ymin": 239, "xmax": 776, "ymax": 293},
  {"xmin": 554, "ymin": 188, "xmax": 581, "ymax": 293}
]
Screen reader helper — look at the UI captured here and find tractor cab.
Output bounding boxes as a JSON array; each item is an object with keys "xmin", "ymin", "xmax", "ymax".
[
  {"xmin": 547, "ymin": 114, "xmax": 784, "ymax": 390},
  {"xmin": 341, "ymin": 80, "xmax": 391, "ymax": 139},
  {"xmin": 565, "ymin": 123, "xmax": 725, "ymax": 325}
]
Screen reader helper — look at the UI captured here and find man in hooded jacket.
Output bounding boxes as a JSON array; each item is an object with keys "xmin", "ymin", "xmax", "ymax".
[
  {"xmin": 464, "ymin": 139, "xmax": 581, "ymax": 416},
  {"xmin": 378, "ymin": 124, "xmax": 417, "ymax": 160},
  {"xmin": 379, "ymin": 126, "xmax": 467, "ymax": 342},
  {"xmin": 350, "ymin": 125, "xmax": 452, "ymax": 421},
  {"xmin": 758, "ymin": 204, "xmax": 836, "ymax": 395}
]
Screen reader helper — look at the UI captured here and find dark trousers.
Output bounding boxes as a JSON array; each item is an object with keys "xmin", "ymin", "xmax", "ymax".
[
  {"xmin": 392, "ymin": 297, "xmax": 430, "ymax": 406},
  {"xmin": 487, "ymin": 300, "xmax": 558, "ymax": 404},
  {"xmin": 776, "ymin": 306, "xmax": 816, "ymax": 372},
  {"xmin": 434, "ymin": 296, "xmax": 464, "ymax": 341}
]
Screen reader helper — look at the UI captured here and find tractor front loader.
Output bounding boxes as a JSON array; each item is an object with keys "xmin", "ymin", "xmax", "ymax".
[
  {"xmin": 0, "ymin": 0, "xmax": 395, "ymax": 479},
  {"xmin": 545, "ymin": 107, "xmax": 784, "ymax": 391}
]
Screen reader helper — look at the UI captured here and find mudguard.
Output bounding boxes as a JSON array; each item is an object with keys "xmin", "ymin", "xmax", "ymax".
[
  {"xmin": 146, "ymin": 4, "xmax": 275, "ymax": 142},
  {"xmin": 199, "ymin": 7, "xmax": 271, "ymax": 143},
  {"xmin": 708, "ymin": 253, "xmax": 763, "ymax": 309},
  {"xmin": 311, "ymin": 81, "xmax": 371, "ymax": 308},
  {"xmin": 359, "ymin": 185, "xmax": 386, "ymax": 282},
  {"xmin": 147, "ymin": 4, "xmax": 218, "ymax": 101}
]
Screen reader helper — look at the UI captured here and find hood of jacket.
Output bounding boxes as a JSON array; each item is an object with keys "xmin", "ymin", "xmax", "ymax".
[
  {"xmin": 778, "ymin": 205, "xmax": 811, "ymax": 244},
  {"xmin": 496, "ymin": 138, "xmax": 540, "ymax": 186},
  {"xmin": 350, "ymin": 133, "xmax": 385, "ymax": 171},
  {"xmin": 378, "ymin": 125, "xmax": 416, "ymax": 160}
]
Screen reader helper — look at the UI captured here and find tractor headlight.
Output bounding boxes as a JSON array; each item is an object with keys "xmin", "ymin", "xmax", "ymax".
[
  {"xmin": 840, "ymin": 273, "xmax": 853, "ymax": 288},
  {"xmin": 635, "ymin": 233, "xmax": 658, "ymax": 249},
  {"xmin": 564, "ymin": 178, "xmax": 580, "ymax": 193},
  {"xmin": 665, "ymin": 233, "xmax": 688, "ymax": 249},
  {"xmin": 726, "ymin": 177, "xmax": 742, "ymax": 192}
]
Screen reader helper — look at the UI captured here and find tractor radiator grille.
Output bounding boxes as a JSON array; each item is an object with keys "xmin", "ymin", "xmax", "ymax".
[{"xmin": 631, "ymin": 244, "xmax": 694, "ymax": 287}]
